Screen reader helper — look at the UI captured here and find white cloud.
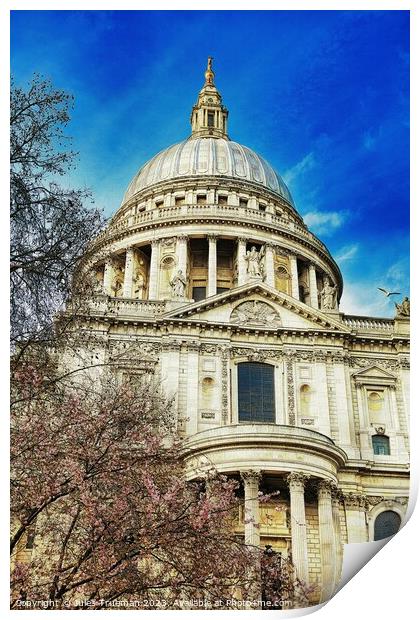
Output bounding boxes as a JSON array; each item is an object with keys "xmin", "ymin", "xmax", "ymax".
[
  {"xmin": 335, "ymin": 243, "xmax": 359, "ymax": 263},
  {"xmin": 340, "ymin": 256, "xmax": 409, "ymax": 318},
  {"xmin": 340, "ymin": 281, "xmax": 393, "ymax": 317},
  {"xmin": 303, "ymin": 210, "xmax": 348, "ymax": 236},
  {"xmin": 283, "ymin": 152, "xmax": 315, "ymax": 185},
  {"xmin": 385, "ymin": 259, "xmax": 409, "ymax": 291}
]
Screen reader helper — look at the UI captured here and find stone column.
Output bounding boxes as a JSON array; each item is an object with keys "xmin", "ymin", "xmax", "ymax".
[
  {"xmin": 176, "ymin": 235, "xmax": 188, "ymax": 278},
  {"xmin": 207, "ymin": 234, "xmax": 217, "ymax": 297},
  {"xmin": 287, "ymin": 472, "xmax": 310, "ymax": 584},
  {"xmin": 241, "ymin": 470, "xmax": 261, "ymax": 547},
  {"xmin": 123, "ymin": 247, "xmax": 135, "ymax": 298},
  {"xmin": 343, "ymin": 493, "xmax": 368, "ymax": 543},
  {"xmin": 148, "ymin": 240, "xmax": 160, "ymax": 300},
  {"xmin": 332, "ymin": 488, "xmax": 343, "ymax": 586},
  {"xmin": 289, "ymin": 254, "xmax": 299, "ymax": 300},
  {"xmin": 103, "ymin": 258, "xmax": 113, "ymax": 295},
  {"xmin": 237, "ymin": 238, "xmax": 247, "ymax": 286},
  {"xmin": 318, "ymin": 480, "xmax": 337, "ymax": 602},
  {"xmin": 308, "ymin": 263, "xmax": 319, "ymax": 309},
  {"xmin": 264, "ymin": 243, "xmax": 275, "ymax": 288}
]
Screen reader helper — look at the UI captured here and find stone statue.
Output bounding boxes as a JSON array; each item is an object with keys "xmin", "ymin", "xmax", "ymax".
[
  {"xmin": 320, "ymin": 277, "xmax": 337, "ymax": 310},
  {"xmin": 111, "ymin": 264, "xmax": 124, "ymax": 297},
  {"xmin": 133, "ymin": 272, "xmax": 145, "ymax": 299},
  {"xmin": 395, "ymin": 296, "xmax": 410, "ymax": 318},
  {"xmin": 245, "ymin": 245, "xmax": 265, "ymax": 278},
  {"xmin": 170, "ymin": 270, "xmax": 187, "ymax": 298}
]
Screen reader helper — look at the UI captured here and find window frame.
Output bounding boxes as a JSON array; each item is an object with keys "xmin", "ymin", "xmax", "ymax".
[
  {"xmin": 372, "ymin": 434, "xmax": 391, "ymax": 455},
  {"xmin": 236, "ymin": 361, "xmax": 276, "ymax": 424},
  {"xmin": 373, "ymin": 510, "xmax": 401, "ymax": 540}
]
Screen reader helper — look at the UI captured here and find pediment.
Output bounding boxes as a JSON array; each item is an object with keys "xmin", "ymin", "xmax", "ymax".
[
  {"xmin": 352, "ymin": 365, "xmax": 397, "ymax": 383},
  {"xmin": 161, "ymin": 282, "xmax": 350, "ymax": 332}
]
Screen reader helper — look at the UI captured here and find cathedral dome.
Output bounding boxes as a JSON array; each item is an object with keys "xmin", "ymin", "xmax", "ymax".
[{"xmin": 122, "ymin": 137, "xmax": 295, "ymax": 207}]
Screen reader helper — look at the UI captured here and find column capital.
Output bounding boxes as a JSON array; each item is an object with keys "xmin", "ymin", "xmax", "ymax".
[
  {"xmin": 237, "ymin": 237, "xmax": 248, "ymax": 245},
  {"xmin": 317, "ymin": 479, "xmax": 337, "ymax": 500},
  {"xmin": 176, "ymin": 234, "xmax": 189, "ymax": 243},
  {"xmin": 151, "ymin": 239, "xmax": 160, "ymax": 248},
  {"xmin": 207, "ymin": 233, "xmax": 218, "ymax": 242},
  {"xmin": 343, "ymin": 492, "xmax": 369, "ymax": 511},
  {"xmin": 240, "ymin": 469, "xmax": 262, "ymax": 485},
  {"xmin": 286, "ymin": 471, "xmax": 310, "ymax": 491}
]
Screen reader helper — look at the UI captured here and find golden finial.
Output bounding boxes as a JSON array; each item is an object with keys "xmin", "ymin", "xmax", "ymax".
[{"xmin": 204, "ymin": 56, "xmax": 214, "ymax": 85}]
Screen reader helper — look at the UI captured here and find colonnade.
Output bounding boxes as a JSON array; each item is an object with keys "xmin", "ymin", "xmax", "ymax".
[
  {"xmin": 102, "ymin": 235, "xmax": 324, "ymax": 309},
  {"xmin": 241, "ymin": 470, "xmax": 342, "ymax": 601}
]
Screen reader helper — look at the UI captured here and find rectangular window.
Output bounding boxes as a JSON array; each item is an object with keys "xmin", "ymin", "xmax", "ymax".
[
  {"xmin": 193, "ymin": 286, "xmax": 206, "ymax": 302},
  {"xmin": 208, "ymin": 112, "xmax": 215, "ymax": 127},
  {"xmin": 197, "ymin": 194, "xmax": 207, "ymax": 205},
  {"xmin": 192, "ymin": 251, "xmax": 207, "ymax": 267},
  {"xmin": 372, "ymin": 435, "xmax": 390, "ymax": 455},
  {"xmin": 175, "ymin": 196, "xmax": 185, "ymax": 206},
  {"xmin": 218, "ymin": 195, "xmax": 228, "ymax": 205},
  {"xmin": 238, "ymin": 362, "xmax": 275, "ymax": 423}
]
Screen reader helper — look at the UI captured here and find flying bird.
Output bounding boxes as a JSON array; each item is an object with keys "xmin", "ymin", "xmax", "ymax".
[{"xmin": 378, "ymin": 288, "xmax": 401, "ymax": 297}]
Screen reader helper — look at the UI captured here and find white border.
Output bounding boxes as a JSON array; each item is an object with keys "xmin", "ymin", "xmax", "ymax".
[{"xmin": 2, "ymin": 2, "xmax": 417, "ymax": 619}]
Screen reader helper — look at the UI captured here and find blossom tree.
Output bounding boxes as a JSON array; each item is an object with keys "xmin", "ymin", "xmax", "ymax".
[
  {"xmin": 10, "ymin": 75, "xmax": 105, "ymax": 350},
  {"xmin": 10, "ymin": 359, "xmax": 311, "ymax": 610}
]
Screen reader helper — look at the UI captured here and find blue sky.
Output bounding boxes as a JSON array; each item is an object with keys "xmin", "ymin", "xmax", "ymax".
[{"xmin": 10, "ymin": 10, "xmax": 409, "ymax": 317}]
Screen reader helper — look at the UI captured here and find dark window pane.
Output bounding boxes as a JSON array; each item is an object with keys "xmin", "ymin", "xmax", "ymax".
[
  {"xmin": 374, "ymin": 511, "xmax": 401, "ymax": 540},
  {"xmin": 217, "ymin": 287, "xmax": 229, "ymax": 295},
  {"xmin": 193, "ymin": 287, "xmax": 206, "ymax": 302},
  {"xmin": 372, "ymin": 435, "xmax": 390, "ymax": 455},
  {"xmin": 238, "ymin": 362, "xmax": 275, "ymax": 423}
]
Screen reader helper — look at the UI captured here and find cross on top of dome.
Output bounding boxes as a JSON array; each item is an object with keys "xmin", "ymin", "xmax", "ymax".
[{"xmin": 190, "ymin": 57, "xmax": 229, "ymax": 139}]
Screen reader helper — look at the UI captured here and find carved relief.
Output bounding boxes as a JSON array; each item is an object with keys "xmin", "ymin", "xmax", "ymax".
[
  {"xmin": 230, "ymin": 300, "xmax": 282, "ymax": 327},
  {"xmin": 349, "ymin": 357, "xmax": 400, "ymax": 371},
  {"xmin": 343, "ymin": 493, "xmax": 369, "ymax": 511},
  {"xmin": 220, "ymin": 345, "xmax": 229, "ymax": 424},
  {"xmin": 231, "ymin": 347, "xmax": 280, "ymax": 361},
  {"xmin": 161, "ymin": 236, "xmax": 176, "ymax": 247},
  {"xmin": 286, "ymin": 358, "xmax": 296, "ymax": 425}
]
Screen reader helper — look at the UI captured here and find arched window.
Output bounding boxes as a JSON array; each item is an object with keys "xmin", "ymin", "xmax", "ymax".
[
  {"xmin": 374, "ymin": 510, "xmax": 401, "ymax": 540},
  {"xmin": 237, "ymin": 362, "xmax": 275, "ymax": 423},
  {"xmin": 372, "ymin": 434, "xmax": 390, "ymax": 455},
  {"xmin": 368, "ymin": 391, "xmax": 384, "ymax": 412},
  {"xmin": 276, "ymin": 266, "xmax": 289, "ymax": 279}
]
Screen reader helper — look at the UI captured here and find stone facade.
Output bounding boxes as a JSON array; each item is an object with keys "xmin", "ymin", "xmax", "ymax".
[{"xmin": 71, "ymin": 59, "xmax": 409, "ymax": 603}]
